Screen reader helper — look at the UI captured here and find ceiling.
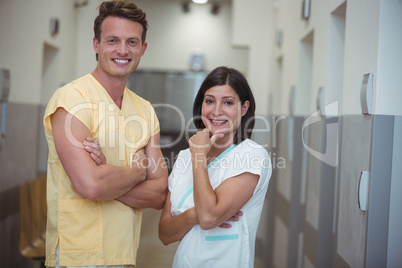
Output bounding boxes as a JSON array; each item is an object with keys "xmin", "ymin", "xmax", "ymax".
[{"xmin": 170, "ymin": 0, "xmax": 232, "ymax": 3}]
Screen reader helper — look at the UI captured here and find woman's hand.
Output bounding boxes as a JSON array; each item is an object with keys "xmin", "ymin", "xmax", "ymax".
[
  {"xmin": 219, "ymin": 211, "xmax": 243, "ymax": 228},
  {"xmin": 189, "ymin": 128, "xmax": 224, "ymax": 156},
  {"xmin": 83, "ymin": 137, "xmax": 106, "ymax": 165}
]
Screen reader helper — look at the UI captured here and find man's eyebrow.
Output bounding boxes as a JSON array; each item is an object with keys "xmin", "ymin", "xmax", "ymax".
[
  {"xmin": 103, "ymin": 35, "xmax": 118, "ymax": 39},
  {"xmin": 103, "ymin": 35, "xmax": 140, "ymax": 40}
]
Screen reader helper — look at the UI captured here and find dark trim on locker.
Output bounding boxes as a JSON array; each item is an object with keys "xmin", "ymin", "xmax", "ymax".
[
  {"xmin": 265, "ymin": 115, "xmax": 280, "ymax": 268},
  {"xmin": 365, "ymin": 115, "xmax": 394, "ymax": 267},
  {"xmin": 334, "ymin": 252, "xmax": 351, "ymax": 268},
  {"xmin": 317, "ymin": 116, "xmax": 339, "ymax": 267},
  {"xmin": 303, "ymin": 220, "xmax": 318, "ymax": 266},
  {"xmin": 275, "ymin": 191, "xmax": 290, "ymax": 227},
  {"xmin": 287, "ymin": 116, "xmax": 307, "ymax": 268},
  {"xmin": 387, "ymin": 116, "xmax": 402, "ymax": 266}
]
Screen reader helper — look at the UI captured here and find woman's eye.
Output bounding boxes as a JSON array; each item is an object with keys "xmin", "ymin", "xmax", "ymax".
[
  {"xmin": 205, "ymin": 99, "xmax": 213, "ymax": 104},
  {"xmin": 224, "ymin": 101, "xmax": 233, "ymax": 105}
]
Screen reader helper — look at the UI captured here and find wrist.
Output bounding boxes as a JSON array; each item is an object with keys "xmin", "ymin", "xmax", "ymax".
[
  {"xmin": 191, "ymin": 152, "xmax": 207, "ymax": 169},
  {"xmin": 129, "ymin": 164, "xmax": 146, "ymax": 182},
  {"xmin": 186, "ymin": 207, "xmax": 199, "ymax": 225}
]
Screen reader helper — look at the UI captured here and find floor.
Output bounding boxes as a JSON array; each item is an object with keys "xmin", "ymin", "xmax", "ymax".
[{"xmin": 136, "ymin": 209, "xmax": 179, "ymax": 268}]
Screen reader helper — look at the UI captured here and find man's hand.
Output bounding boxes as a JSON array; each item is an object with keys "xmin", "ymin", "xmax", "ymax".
[
  {"xmin": 131, "ymin": 148, "xmax": 148, "ymax": 178},
  {"xmin": 116, "ymin": 133, "xmax": 168, "ymax": 209}
]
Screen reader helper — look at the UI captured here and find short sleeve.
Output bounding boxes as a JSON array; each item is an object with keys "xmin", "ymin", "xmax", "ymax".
[
  {"xmin": 149, "ymin": 104, "xmax": 160, "ymax": 136},
  {"xmin": 168, "ymin": 166, "xmax": 175, "ymax": 192},
  {"xmin": 212, "ymin": 141, "xmax": 272, "ymax": 193},
  {"xmin": 227, "ymin": 148, "xmax": 269, "ymax": 176},
  {"xmin": 168, "ymin": 149, "xmax": 191, "ymax": 192},
  {"xmin": 43, "ymin": 86, "xmax": 93, "ymax": 133},
  {"xmin": 168, "ymin": 150, "xmax": 182, "ymax": 192}
]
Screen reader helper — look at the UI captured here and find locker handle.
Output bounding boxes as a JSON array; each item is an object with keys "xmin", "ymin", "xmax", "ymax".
[{"xmin": 358, "ymin": 171, "xmax": 369, "ymax": 211}]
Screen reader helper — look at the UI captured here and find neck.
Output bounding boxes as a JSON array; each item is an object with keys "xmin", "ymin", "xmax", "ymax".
[
  {"xmin": 91, "ymin": 68, "xmax": 128, "ymax": 108},
  {"xmin": 208, "ymin": 140, "xmax": 234, "ymax": 159},
  {"xmin": 215, "ymin": 132, "xmax": 234, "ymax": 148}
]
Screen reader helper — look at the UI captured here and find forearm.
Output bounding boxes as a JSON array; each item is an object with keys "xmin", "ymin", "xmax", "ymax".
[
  {"xmin": 51, "ymin": 108, "xmax": 147, "ymax": 201},
  {"xmin": 117, "ymin": 133, "xmax": 169, "ymax": 209},
  {"xmin": 191, "ymin": 155, "xmax": 222, "ymax": 229},
  {"xmin": 117, "ymin": 150, "xmax": 168, "ymax": 209},
  {"xmin": 159, "ymin": 208, "xmax": 198, "ymax": 245},
  {"xmin": 76, "ymin": 163, "xmax": 146, "ymax": 201},
  {"xmin": 116, "ymin": 177, "xmax": 167, "ymax": 209}
]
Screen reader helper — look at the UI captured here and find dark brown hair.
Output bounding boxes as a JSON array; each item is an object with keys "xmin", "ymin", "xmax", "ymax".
[
  {"xmin": 93, "ymin": 0, "xmax": 148, "ymax": 60},
  {"xmin": 193, "ymin": 66, "xmax": 256, "ymax": 144}
]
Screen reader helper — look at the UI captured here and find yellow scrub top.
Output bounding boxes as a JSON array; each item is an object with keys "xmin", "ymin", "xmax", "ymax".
[{"xmin": 43, "ymin": 74, "xmax": 160, "ymax": 267}]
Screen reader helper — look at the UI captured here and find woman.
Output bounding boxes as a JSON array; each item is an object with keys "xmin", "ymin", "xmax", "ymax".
[
  {"xmin": 158, "ymin": 66, "xmax": 272, "ymax": 268},
  {"xmin": 84, "ymin": 66, "xmax": 272, "ymax": 267}
]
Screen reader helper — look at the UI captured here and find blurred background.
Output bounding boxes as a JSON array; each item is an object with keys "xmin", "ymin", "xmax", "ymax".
[{"xmin": 0, "ymin": 0, "xmax": 401, "ymax": 267}]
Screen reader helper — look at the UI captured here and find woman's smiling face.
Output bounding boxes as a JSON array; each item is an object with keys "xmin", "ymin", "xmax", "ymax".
[{"xmin": 201, "ymin": 84, "xmax": 249, "ymax": 142}]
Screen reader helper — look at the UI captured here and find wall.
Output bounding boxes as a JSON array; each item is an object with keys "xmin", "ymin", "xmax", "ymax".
[
  {"xmin": 342, "ymin": 0, "xmax": 381, "ymax": 115},
  {"xmin": 74, "ymin": 0, "xmax": 248, "ymax": 78},
  {"xmin": 0, "ymin": 0, "xmax": 248, "ymax": 266},
  {"xmin": 0, "ymin": 0, "xmax": 77, "ymax": 105},
  {"xmin": 375, "ymin": 0, "xmax": 402, "ymax": 115},
  {"xmin": 235, "ymin": 0, "xmax": 402, "ymax": 267},
  {"xmin": 0, "ymin": 0, "xmax": 77, "ymax": 266},
  {"xmin": 0, "ymin": 0, "xmax": 78, "ymax": 186},
  {"xmin": 237, "ymin": 0, "xmax": 402, "ymax": 118},
  {"xmin": 232, "ymin": 0, "xmax": 273, "ymax": 116},
  {"xmin": 1, "ymin": 0, "xmax": 401, "ymax": 266},
  {"xmin": 0, "ymin": 0, "xmax": 78, "ymax": 192},
  {"xmin": 0, "ymin": 0, "xmax": 248, "ymax": 200}
]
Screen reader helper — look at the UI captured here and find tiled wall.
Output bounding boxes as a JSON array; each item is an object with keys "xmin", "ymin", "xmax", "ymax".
[
  {"xmin": 0, "ymin": 102, "xmax": 46, "ymax": 267},
  {"xmin": 259, "ymin": 115, "xmax": 374, "ymax": 267},
  {"xmin": 262, "ymin": 114, "xmax": 402, "ymax": 267}
]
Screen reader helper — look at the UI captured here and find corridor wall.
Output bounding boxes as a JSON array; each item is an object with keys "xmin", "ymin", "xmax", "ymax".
[
  {"xmin": 237, "ymin": 0, "xmax": 402, "ymax": 267},
  {"xmin": 0, "ymin": 0, "xmax": 248, "ymax": 266},
  {"xmin": 0, "ymin": 0, "xmax": 77, "ymax": 266}
]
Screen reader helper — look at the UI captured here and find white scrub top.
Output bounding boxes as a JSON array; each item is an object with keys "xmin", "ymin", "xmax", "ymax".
[{"xmin": 168, "ymin": 139, "xmax": 272, "ymax": 268}]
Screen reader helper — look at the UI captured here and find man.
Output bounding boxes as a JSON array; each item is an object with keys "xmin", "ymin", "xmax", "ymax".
[{"xmin": 43, "ymin": 1, "xmax": 168, "ymax": 267}]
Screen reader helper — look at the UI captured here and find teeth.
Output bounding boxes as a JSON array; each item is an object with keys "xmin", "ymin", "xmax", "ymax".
[
  {"xmin": 114, "ymin": 59, "xmax": 129, "ymax": 63},
  {"xmin": 212, "ymin": 120, "xmax": 226, "ymax": 124}
]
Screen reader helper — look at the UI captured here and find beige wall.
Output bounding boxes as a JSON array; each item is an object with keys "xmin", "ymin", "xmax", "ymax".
[
  {"xmin": 375, "ymin": 0, "xmax": 402, "ymax": 115},
  {"xmin": 2, "ymin": 0, "xmax": 400, "ymax": 115},
  {"xmin": 0, "ymin": 0, "xmax": 248, "ymax": 105},
  {"xmin": 234, "ymin": 0, "xmax": 402, "ymax": 117},
  {"xmin": 232, "ymin": 0, "xmax": 273, "ymax": 116},
  {"xmin": 0, "ymin": 0, "xmax": 77, "ymax": 105},
  {"xmin": 74, "ymin": 0, "xmax": 249, "ymax": 78}
]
